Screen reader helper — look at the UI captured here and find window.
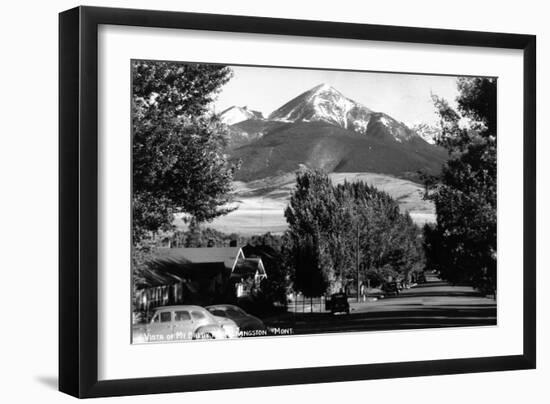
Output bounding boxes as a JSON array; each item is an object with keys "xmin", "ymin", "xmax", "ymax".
[
  {"xmin": 209, "ymin": 309, "xmax": 226, "ymax": 317},
  {"xmin": 174, "ymin": 311, "xmax": 191, "ymax": 321},
  {"xmin": 152, "ymin": 313, "xmax": 159, "ymax": 323},
  {"xmin": 191, "ymin": 311, "xmax": 206, "ymax": 320},
  {"xmin": 226, "ymin": 308, "xmax": 244, "ymax": 317},
  {"xmin": 160, "ymin": 311, "xmax": 172, "ymax": 323}
]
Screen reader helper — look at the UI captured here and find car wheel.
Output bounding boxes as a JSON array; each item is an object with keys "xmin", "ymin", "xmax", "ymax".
[{"xmin": 194, "ymin": 331, "xmax": 214, "ymax": 340}]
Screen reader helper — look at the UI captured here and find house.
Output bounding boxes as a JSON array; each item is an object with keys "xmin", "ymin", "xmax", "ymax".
[{"xmin": 134, "ymin": 247, "xmax": 267, "ymax": 313}]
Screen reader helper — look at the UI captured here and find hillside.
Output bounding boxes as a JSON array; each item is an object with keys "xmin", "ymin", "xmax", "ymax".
[{"xmin": 229, "ymin": 120, "xmax": 447, "ymax": 182}]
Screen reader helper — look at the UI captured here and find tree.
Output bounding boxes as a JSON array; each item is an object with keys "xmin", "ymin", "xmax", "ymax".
[
  {"xmin": 243, "ymin": 234, "xmax": 291, "ymax": 308},
  {"xmin": 425, "ymin": 77, "xmax": 497, "ymax": 294},
  {"xmin": 132, "ymin": 240, "xmax": 159, "ymax": 323},
  {"xmin": 289, "ymin": 234, "xmax": 329, "ymax": 298},
  {"xmin": 334, "ymin": 180, "xmax": 424, "ymax": 287},
  {"xmin": 284, "ymin": 169, "xmax": 336, "ymax": 296},
  {"xmin": 183, "ymin": 217, "xmax": 204, "ymax": 247},
  {"xmin": 132, "ymin": 60, "xmax": 238, "ymax": 243},
  {"xmin": 284, "ymin": 168, "xmax": 424, "ymax": 296}
]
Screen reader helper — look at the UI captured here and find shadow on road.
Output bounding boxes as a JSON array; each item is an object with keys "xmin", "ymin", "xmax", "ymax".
[
  {"xmin": 265, "ymin": 305, "xmax": 496, "ymax": 334},
  {"xmin": 263, "ymin": 275, "xmax": 496, "ymax": 335}
]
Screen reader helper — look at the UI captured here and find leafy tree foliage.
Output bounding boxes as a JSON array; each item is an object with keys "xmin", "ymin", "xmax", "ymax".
[
  {"xmin": 284, "ymin": 169, "xmax": 424, "ymax": 297},
  {"xmin": 425, "ymin": 77, "xmax": 497, "ymax": 294},
  {"xmin": 132, "ymin": 60, "xmax": 237, "ymax": 243},
  {"xmin": 164, "ymin": 225, "xmax": 244, "ymax": 249},
  {"xmin": 243, "ymin": 235, "xmax": 292, "ymax": 309},
  {"xmin": 283, "ymin": 170, "xmax": 337, "ymax": 296},
  {"xmin": 131, "ymin": 241, "xmax": 159, "ymax": 323}
]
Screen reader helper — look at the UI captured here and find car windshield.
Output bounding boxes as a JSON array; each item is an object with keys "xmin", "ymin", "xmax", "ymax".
[
  {"xmin": 207, "ymin": 306, "xmax": 246, "ymax": 317},
  {"xmin": 174, "ymin": 311, "xmax": 191, "ymax": 321},
  {"xmin": 225, "ymin": 308, "xmax": 246, "ymax": 317},
  {"xmin": 191, "ymin": 310, "xmax": 206, "ymax": 320}
]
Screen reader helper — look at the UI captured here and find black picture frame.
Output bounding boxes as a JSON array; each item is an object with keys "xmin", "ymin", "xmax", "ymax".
[{"xmin": 59, "ymin": 5, "xmax": 536, "ymax": 398}]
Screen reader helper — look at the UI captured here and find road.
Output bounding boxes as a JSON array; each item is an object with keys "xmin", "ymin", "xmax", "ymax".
[{"xmin": 263, "ymin": 273, "xmax": 496, "ymax": 335}]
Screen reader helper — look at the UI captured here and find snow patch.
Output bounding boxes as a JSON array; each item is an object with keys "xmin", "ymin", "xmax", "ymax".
[
  {"xmin": 352, "ymin": 118, "xmax": 370, "ymax": 134},
  {"xmin": 411, "ymin": 122, "xmax": 441, "ymax": 144},
  {"xmin": 220, "ymin": 106, "xmax": 264, "ymax": 125},
  {"xmin": 306, "ymin": 84, "xmax": 358, "ymax": 128},
  {"xmin": 380, "ymin": 116, "xmax": 391, "ymax": 127}
]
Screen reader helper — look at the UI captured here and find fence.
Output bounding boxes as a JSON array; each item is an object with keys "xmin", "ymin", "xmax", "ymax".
[{"xmin": 287, "ymin": 294, "xmax": 328, "ymax": 313}]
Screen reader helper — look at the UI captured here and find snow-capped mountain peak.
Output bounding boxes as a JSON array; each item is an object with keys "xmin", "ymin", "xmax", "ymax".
[
  {"xmin": 266, "ymin": 84, "xmax": 432, "ymax": 144},
  {"xmin": 223, "ymin": 85, "xmax": 431, "ymax": 145},
  {"xmin": 219, "ymin": 105, "xmax": 264, "ymax": 125},
  {"xmin": 268, "ymin": 83, "xmax": 371, "ymax": 131},
  {"xmin": 309, "ymin": 83, "xmax": 342, "ymax": 97}
]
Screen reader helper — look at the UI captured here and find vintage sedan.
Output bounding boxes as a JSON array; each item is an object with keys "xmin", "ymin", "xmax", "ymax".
[
  {"xmin": 132, "ymin": 305, "xmax": 240, "ymax": 343},
  {"xmin": 382, "ymin": 281, "xmax": 400, "ymax": 297},
  {"xmin": 326, "ymin": 292, "xmax": 350, "ymax": 315},
  {"xmin": 205, "ymin": 304, "xmax": 267, "ymax": 337}
]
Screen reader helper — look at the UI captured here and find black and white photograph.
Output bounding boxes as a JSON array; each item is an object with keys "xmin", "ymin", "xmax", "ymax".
[{"xmin": 131, "ymin": 61, "xmax": 497, "ymax": 343}]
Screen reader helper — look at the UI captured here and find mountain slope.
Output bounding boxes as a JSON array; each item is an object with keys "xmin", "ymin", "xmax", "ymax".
[
  {"xmin": 225, "ymin": 119, "xmax": 287, "ymax": 149},
  {"xmin": 229, "ymin": 120, "xmax": 447, "ymax": 182}
]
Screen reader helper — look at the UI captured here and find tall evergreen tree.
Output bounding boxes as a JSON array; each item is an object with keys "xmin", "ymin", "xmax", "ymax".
[{"xmin": 184, "ymin": 217, "xmax": 204, "ymax": 247}]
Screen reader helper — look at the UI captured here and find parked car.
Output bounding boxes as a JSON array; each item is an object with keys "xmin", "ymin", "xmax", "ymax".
[
  {"xmin": 327, "ymin": 293, "xmax": 350, "ymax": 314},
  {"xmin": 382, "ymin": 281, "xmax": 400, "ymax": 296},
  {"xmin": 206, "ymin": 304, "xmax": 267, "ymax": 337},
  {"xmin": 132, "ymin": 305, "xmax": 240, "ymax": 343}
]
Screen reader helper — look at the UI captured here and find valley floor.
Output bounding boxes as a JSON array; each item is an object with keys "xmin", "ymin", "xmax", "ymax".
[{"xmin": 175, "ymin": 172, "xmax": 436, "ymax": 235}]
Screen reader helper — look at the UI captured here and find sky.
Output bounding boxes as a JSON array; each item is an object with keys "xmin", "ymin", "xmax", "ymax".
[{"xmin": 213, "ymin": 65, "xmax": 461, "ymax": 127}]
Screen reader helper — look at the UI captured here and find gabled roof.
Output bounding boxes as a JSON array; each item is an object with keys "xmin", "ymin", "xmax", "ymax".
[
  {"xmin": 136, "ymin": 247, "xmax": 267, "ymax": 288},
  {"xmin": 232, "ymin": 258, "xmax": 267, "ymax": 278}
]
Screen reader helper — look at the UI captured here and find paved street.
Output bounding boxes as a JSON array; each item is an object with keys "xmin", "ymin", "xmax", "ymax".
[{"xmin": 263, "ymin": 273, "xmax": 496, "ymax": 335}]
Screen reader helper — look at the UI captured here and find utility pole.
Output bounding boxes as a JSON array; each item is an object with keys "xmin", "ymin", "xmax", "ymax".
[{"xmin": 356, "ymin": 220, "xmax": 361, "ymax": 302}]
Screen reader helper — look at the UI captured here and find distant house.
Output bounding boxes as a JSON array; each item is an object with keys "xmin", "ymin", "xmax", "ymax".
[{"xmin": 134, "ymin": 247, "xmax": 267, "ymax": 312}]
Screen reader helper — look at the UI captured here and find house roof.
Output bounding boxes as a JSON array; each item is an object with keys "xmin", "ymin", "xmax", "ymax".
[
  {"xmin": 155, "ymin": 247, "xmax": 242, "ymax": 265},
  {"xmin": 158, "ymin": 247, "xmax": 241, "ymax": 264},
  {"xmin": 136, "ymin": 247, "xmax": 266, "ymax": 288},
  {"xmin": 231, "ymin": 258, "xmax": 266, "ymax": 278},
  {"xmin": 137, "ymin": 262, "xmax": 226, "ymax": 288}
]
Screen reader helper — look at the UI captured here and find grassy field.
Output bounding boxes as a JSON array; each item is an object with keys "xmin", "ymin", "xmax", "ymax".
[{"xmin": 174, "ymin": 172, "xmax": 435, "ymax": 235}]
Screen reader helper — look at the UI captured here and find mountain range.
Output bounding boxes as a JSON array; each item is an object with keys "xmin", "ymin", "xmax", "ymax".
[{"xmin": 219, "ymin": 83, "xmax": 447, "ymax": 182}]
